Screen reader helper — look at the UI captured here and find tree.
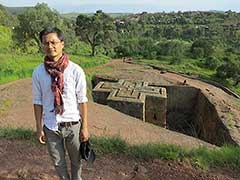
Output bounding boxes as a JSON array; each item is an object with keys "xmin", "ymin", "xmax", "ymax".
[
  {"xmin": 216, "ymin": 57, "xmax": 240, "ymax": 85},
  {"xmin": 0, "ymin": 25, "xmax": 13, "ymax": 53},
  {"xmin": 114, "ymin": 38, "xmax": 139, "ymax": 58},
  {"xmin": 190, "ymin": 38, "xmax": 214, "ymax": 58},
  {"xmin": 0, "ymin": 5, "xmax": 18, "ymax": 28},
  {"xmin": 156, "ymin": 39, "xmax": 186, "ymax": 58},
  {"xmin": 75, "ymin": 10, "xmax": 115, "ymax": 56},
  {"xmin": 13, "ymin": 3, "xmax": 62, "ymax": 50},
  {"xmin": 203, "ymin": 56, "xmax": 221, "ymax": 70}
]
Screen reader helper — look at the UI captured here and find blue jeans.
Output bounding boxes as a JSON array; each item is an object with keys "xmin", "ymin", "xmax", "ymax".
[{"xmin": 44, "ymin": 123, "xmax": 82, "ymax": 180}]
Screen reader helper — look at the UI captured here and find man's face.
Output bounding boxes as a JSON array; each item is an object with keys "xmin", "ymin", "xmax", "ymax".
[{"xmin": 41, "ymin": 32, "xmax": 64, "ymax": 61}]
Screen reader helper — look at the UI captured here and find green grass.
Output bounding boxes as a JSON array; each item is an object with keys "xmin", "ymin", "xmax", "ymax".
[
  {"xmin": 91, "ymin": 136, "xmax": 240, "ymax": 170},
  {"xmin": 233, "ymin": 99, "xmax": 240, "ymax": 109},
  {"xmin": 0, "ymin": 54, "xmax": 41, "ymax": 85},
  {"xmin": 135, "ymin": 57, "xmax": 240, "ymax": 96},
  {"xmin": 70, "ymin": 54, "xmax": 110, "ymax": 69},
  {"xmin": 136, "ymin": 57, "xmax": 215, "ymax": 78},
  {"xmin": 129, "ymin": 143, "xmax": 186, "ymax": 160},
  {"xmin": 91, "ymin": 136, "xmax": 128, "ymax": 155},
  {"xmin": 0, "ymin": 53, "xmax": 109, "ymax": 85},
  {"xmin": 2, "ymin": 127, "xmax": 238, "ymax": 170},
  {"xmin": 86, "ymin": 65, "xmax": 114, "ymax": 82},
  {"xmin": 189, "ymin": 145, "xmax": 240, "ymax": 170},
  {"xmin": 0, "ymin": 25, "xmax": 13, "ymax": 53},
  {"xmin": 0, "ymin": 99, "xmax": 13, "ymax": 117},
  {"xmin": 0, "ymin": 127, "xmax": 34, "ymax": 140}
]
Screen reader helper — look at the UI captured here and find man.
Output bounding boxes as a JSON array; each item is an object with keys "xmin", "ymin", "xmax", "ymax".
[{"xmin": 32, "ymin": 26, "xmax": 89, "ymax": 180}]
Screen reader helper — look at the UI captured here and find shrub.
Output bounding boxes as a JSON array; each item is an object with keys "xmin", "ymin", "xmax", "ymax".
[
  {"xmin": 216, "ymin": 57, "xmax": 240, "ymax": 84},
  {"xmin": 204, "ymin": 56, "xmax": 221, "ymax": 70},
  {"xmin": 0, "ymin": 25, "xmax": 13, "ymax": 53}
]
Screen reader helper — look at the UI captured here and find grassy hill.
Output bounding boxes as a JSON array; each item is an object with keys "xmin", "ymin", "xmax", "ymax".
[
  {"xmin": 3, "ymin": 6, "xmax": 32, "ymax": 14},
  {"xmin": 1, "ymin": 4, "xmax": 131, "ymax": 18},
  {"xmin": 61, "ymin": 12, "xmax": 131, "ymax": 20}
]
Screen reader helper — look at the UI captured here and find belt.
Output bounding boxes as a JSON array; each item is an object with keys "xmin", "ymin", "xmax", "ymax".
[{"xmin": 58, "ymin": 121, "xmax": 79, "ymax": 127}]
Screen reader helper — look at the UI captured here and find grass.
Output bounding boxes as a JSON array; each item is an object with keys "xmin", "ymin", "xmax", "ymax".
[
  {"xmin": 189, "ymin": 145, "xmax": 240, "ymax": 170},
  {"xmin": 136, "ymin": 57, "xmax": 214, "ymax": 78},
  {"xmin": 0, "ymin": 99, "xmax": 13, "ymax": 117},
  {"xmin": 0, "ymin": 26, "xmax": 13, "ymax": 53},
  {"xmin": 2, "ymin": 127, "xmax": 240, "ymax": 171},
  {"xmin": 0, "ymin": 53, "xmax": 110, "ymax": 85},
  {"xmin": 134, "ymin": 57, "xmax": 240, "ymax": 96},
  {"xmin": 0, "ymin": 127, "xmax": 34, "ymax": 140},
  {"xmin": 0, "ymin": 54, "xmax": 41, "ymax": 85},
  {"xmin": 85, "ymin": 136, "xmax": 240, "ymax": 170},
  {"xmin": 70, "ymin": 54, "xmax": 110, "ymax": 69},
  {"xmin": 129, "ymin": 143, "xmax": 186, "ymax": 160},
  {"xmin": 86, "ymin": 65, "xmax": 114, "ymax": 81},
  {"xmin": 91, "ymin": 136, "xmax": 128, "ymax": 155},
  {"xmin": 233, "ymin": 99, "xmax": 240, "ymax": 109}
]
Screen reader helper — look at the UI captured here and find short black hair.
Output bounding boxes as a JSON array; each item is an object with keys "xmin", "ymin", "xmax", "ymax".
[{"xmin": 39, "ymin": 27, "xmax": 64, "ymax": 42}]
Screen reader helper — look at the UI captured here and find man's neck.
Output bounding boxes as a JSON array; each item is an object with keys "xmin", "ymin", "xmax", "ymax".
[{"xmin": 49, "ymin": 54, "xmax": 63, "ymax": 62}]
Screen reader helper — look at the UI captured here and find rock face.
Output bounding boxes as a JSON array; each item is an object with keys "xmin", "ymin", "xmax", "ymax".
[
  {"xmin": 92, "ymin": 79, "xmax": 167, "ymax": 127},
  {"xmin": 194, "ymin": 91, "xmax": 236, "ymax": 146},
  {"xmin": 164, "ymin": 85, "xmax": 236, "ymax": 146}
]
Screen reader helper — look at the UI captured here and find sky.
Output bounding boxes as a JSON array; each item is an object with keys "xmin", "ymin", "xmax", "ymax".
[{"xmin": 0, "ymin": 0, "xmax": 239, "ymax": 13}]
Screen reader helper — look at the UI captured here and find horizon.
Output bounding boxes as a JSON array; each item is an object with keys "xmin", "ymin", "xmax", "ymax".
[{"xmin": 0, "ymin": 0, "xmax": 239, "ymax": 13}]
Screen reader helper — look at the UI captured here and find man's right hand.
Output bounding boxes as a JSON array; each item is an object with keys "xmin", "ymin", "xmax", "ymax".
[{"xmin": 37, "ymin": 130, "xmax": 46, "ymax": 144}]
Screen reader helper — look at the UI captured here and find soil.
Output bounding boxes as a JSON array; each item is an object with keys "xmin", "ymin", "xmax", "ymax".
[
  {"xmin": 0, "ymin": 59, "xmax": 240, "ymax": 180},
  {"xmin": 1, "ymin": 139, "xmax": 240, "ymax": 180}
]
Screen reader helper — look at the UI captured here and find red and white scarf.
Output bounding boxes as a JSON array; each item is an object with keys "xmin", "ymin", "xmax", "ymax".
[{"xmin": 44, "ymin": 54, "xmax": 69, "ymax": 112}]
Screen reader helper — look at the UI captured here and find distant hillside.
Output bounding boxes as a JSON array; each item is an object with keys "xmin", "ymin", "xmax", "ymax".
[
  {"xmin": 60, "ymin": 13, "xmax": 79, "ymax": 20},
  {"xmin": 108, "ymin": 13, "xmax": 132, "ymax": 18},
  {"xmin": 61, "ymin": 12, "xmax": 131, "ymax": 20},
  {"xmin": 4, "ymin": 6, "xmax": 33, "ymax": 14}
]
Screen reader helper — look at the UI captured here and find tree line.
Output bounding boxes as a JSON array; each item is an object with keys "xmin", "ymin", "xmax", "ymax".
[{"xmin": 0, "ymin": 3, "xmax": 239, "ymax": 85}]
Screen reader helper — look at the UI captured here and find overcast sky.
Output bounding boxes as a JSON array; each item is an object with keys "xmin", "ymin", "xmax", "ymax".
[{"xmin": 0, "ymin": 0, "xmax": 239, "ymax": 13}]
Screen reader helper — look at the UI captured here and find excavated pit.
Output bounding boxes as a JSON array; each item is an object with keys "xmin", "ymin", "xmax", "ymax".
[
  {"xmin": 92, "ymin": 77, "xmax": 235, "ymax": 146},
  {"xmin": 163, "ymin": 85, "xmax": 234, "ymax": 146}
]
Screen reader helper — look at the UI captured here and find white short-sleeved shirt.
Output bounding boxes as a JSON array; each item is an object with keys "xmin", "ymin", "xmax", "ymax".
[{"xmin": 32, "ymin": 60, "xmax": 88, "ymax": 131}]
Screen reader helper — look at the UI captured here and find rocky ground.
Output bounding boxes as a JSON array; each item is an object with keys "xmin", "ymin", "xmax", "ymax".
[{"xmin": 0, "ymin": 59, "xmax": 240, "ymax": 179}]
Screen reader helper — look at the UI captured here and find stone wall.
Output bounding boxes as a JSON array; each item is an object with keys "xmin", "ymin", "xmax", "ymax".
[
  {"xmin": 165, "ymin": 86, "xmax": 199, "ymax": 112},
  {"xmin": 164, "ymin": 86, "xmax": 199, "ymax": 137},
  {"xmin": 145, "ymin": 95, "xmax": 167, "ymax": 127},
  {"xmin": 108, "ymin": 100, "xmax": 144, "ymax": 120},
  {"xmin": 92, "ymin": 79, "xmax": 167, "ymax": 127},
  {"xmin": 164, "ymin": 85, "xmax": 236, "ymax": 146},
  {"xmin": 194, "ymin": 92, "xmax": 236, "ymax": 146}
]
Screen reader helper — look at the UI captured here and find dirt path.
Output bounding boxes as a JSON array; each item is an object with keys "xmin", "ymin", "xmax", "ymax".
[
  {"xmin": 1, "ymin": 139, "xmax": 240, "ymax": 180},
  {"xmin": 1, "ymin": 59, "xmax": 240, "ymax": 179}
]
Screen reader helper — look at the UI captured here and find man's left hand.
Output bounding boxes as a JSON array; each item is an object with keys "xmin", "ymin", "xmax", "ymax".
[{"xmin": 80, "ymin": 127, "xmax": 89, "ymax": 142}]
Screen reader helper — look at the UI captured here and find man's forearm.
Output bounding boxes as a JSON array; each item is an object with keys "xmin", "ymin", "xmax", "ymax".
[
  {"xmin": 79, "ymin": 102, "xmax": 89, "ymax": 141},
  {"xmin": 34, "ymin": 104, "xmax": 43, "ymax": 131},
  {"xmin": 80, "ymin": 102, "xmax": 88, "ymax": 129}
]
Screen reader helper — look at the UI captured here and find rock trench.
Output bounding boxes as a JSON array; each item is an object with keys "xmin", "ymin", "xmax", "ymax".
[{"xmin": 92, "ymin": 76, "xmax": 237, "ymax": 146}]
